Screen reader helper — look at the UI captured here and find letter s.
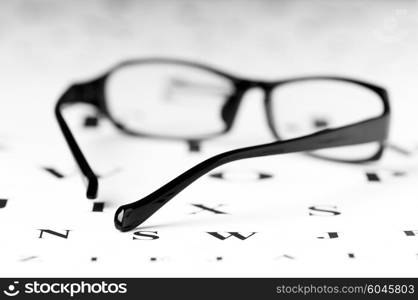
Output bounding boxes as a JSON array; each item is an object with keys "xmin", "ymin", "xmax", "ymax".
[
  {"xmin": 25, "ymin": 283, "xmax": 34, "ymax": 294},
  {"xmin": 118, "ymin": 283, "xmax": 127, "ymax": 293}
]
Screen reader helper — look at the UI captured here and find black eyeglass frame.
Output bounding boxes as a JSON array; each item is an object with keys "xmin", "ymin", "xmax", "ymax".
[{"xmin": 55, "ymin": 58, "xmax": 390, "ymax": 232}]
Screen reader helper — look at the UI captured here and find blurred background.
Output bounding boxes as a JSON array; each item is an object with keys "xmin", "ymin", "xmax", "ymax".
[
  {"xmin": 0, "ymin": 0, "xmax": 416, "ymax": 155},
  {"xmin": 1, "ymin": 1, "xmax": 418, "ymax": 277}
]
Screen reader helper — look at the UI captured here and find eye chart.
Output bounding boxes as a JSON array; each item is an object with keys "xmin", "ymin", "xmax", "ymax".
[{"xmin": 1, "ymin": 0, "xmax": 418, "ymax": 277}]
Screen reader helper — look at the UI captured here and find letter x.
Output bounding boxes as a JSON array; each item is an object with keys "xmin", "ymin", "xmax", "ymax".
[{"xmin": 189, "ymin": 204, "xmax": 228, "ymax": 215}]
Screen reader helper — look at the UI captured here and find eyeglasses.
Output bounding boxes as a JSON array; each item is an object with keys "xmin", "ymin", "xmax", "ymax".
[{"xmin": 55, "ymin": 58, "xmax": 390, "ymax": 232}]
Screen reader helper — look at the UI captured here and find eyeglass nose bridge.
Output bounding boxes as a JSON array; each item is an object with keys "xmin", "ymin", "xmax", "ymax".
[
  {"xmin": 220, "ymin": 79, "xmax": 276, "ymax": 133},
  {"xmin": 220, "ymin": 87, "xmax": 245, "ymax": 127}
]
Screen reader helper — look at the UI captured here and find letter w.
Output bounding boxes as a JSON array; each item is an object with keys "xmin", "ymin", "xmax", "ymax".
[{"xmin": 207, "ymin": 232, "xmax": 257, "ymax": 240}]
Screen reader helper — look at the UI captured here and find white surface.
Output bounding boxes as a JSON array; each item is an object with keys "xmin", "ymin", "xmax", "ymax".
[{"xmin": 0, "ymin": 0, "xmax": 418, "ymax": 277}]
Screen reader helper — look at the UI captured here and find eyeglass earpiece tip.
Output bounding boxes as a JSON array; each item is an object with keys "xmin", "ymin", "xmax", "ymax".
[
  {"xmin": 116, "ymin": 209, "xmax": 124, "ymax": 223},
  {"xmin": 114, "ymin": 207, "xmax": 125, "ymax": 231},
  {"xmin": 114, "ymin": 207, "xmax": 137, "ymax": 232},
  {"xmin": 86, "ymin": 177, "xmax": 99, "ymax": 199}
]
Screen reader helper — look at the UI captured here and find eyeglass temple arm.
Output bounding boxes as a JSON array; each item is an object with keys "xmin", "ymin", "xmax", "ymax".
[
  {"xmin": 115, "ymin": 114, "xmax": 389, "ymax": 232},
  {"xmin": 55, "ymin": 85, "xmax": 99, "ymax": 199}
]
